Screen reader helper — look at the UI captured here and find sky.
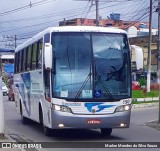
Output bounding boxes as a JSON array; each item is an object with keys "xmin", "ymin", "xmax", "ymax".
[{"xmin": 0, "ymin": 0, "xmax": 158, "ymax": 49}]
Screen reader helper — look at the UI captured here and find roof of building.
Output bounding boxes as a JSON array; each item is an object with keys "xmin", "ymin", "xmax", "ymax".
[{"xmin": 59, "ymin": 18, "xmax": 151, "ymax": 30}]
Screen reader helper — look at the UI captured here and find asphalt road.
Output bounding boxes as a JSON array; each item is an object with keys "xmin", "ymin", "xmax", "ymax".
[{"xmin": 3, "ymin": 96, "xmax": 160, "ymax": 151}]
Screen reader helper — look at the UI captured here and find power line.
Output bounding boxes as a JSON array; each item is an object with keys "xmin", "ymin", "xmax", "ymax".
[
  {"xmin": 95, "ymin": 0, "xmax": 144, "ymax": 19},
  {"xmin": 125, "ymin": 0, "xmax": 157, "ymax": 21},
  {"xmin": 83, "ymin": 1, "xmax": 95, "ymax": 19},
  {"xmin": 120, "ymin": 0, "xmax": 149, "ymax": 18},
  {"xmin": 0, "ymin": 6, "xmax": 87, "ymax": 24},
  {"xmin": 0, "ymin": 0, "xmax": 146, "ymax": 27},
  {"xmin": 0, "ymin": 35, "xmax": 16, "ymax": 49},
  {"xmin": 81, "ymin": 0, "xmax": 90, "ymax": 18},
  {"xmin": 0, "ymin": 0, "xmax": 156, "ymax": 39},
  {"xmin": 16, "ymin": 7, "xmax": 156, "ymax": 42},
  {"xmin": 0, "ymin": 0, "xmax": 55, "ymax": 17}
]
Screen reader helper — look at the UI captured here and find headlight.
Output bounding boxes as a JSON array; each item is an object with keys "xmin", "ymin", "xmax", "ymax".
[
  {"xmin": 52, "ymin": 104, "xmax": 72, "ymax": 113},
  {"xmin": 115, "ymin": 105, "xmax": 131, "ymax": 112}
]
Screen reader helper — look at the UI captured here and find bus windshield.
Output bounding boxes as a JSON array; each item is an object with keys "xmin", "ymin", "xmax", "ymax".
[{"xmin": 51, "ymin": 32, "xmax": 131, "ymax": 101}]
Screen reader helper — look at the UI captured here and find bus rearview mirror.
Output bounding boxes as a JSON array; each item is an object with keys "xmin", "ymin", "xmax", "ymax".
[
  {"xmin": 44, "ymin": 43, "xmax": 53, "ymax": 69},
  {"xmin": 130, "ymin": 45, "xmax": 143, "ymax": 70}
]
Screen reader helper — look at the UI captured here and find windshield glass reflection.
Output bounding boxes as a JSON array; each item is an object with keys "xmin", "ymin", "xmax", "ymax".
[{"xmin": 51, "ymin": 32, "xmax": 131, "ymax": 100}]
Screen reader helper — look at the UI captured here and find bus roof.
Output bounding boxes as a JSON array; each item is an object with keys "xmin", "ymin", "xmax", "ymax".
[{"xmin": 15, "ymin": 26, "xmax": 127, "ymax": 52}]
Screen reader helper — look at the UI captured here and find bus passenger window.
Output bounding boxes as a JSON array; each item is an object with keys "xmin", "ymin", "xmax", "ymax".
[
  {"xmin": 32, "ymin": 43, "xmax": 37, "ymax": 70},
  {"xmin": 14, "ymin": 53, "xmax": 18, "ymax": 73},
  {"xmin": 44, "ymin": 70, "xmax": 50, "ymax": 99},
  {"xmin": 44, "ymin": 33, "xmax": 50, "ymax": 43},
  {"xmin": 17, "ymin": 52, "xmax": 20, "ymax": 73},
  {"xmin": 23, "ymin": 48, "xmax": 27, "ymax": 71},
  {"xmin": 36, "ymin": 39, "xmax": 43, "ymax": 69},
  {"xmin": 20, "ymin": 50, "xmax": 24, "ymax": 72},
  {"xmin": 27, "ymin": 46, "xmax": 32, "ymax": 71}
]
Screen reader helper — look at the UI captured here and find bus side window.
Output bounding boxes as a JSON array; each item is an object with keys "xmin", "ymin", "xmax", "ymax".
[
  {"xmin": 36, "ymin": 39, "xmax": 43, "ymax": 69},
  {"xmin": 32, "ymin": 43, "xmax": 37, "ymax": 70},
  {"xmin": 44, "ymin": 69, "xmax": 50, "ymax": 99},
  {"xmin": 17, "ymin": 52, "xmax": 20, "ymax": 73},
  {"xmin": 23, "ymin": 48, "xmax": 27, "ymax": 72},
  {"xmin": 44, "ymin": 33, "xmax": 50, "ymax": 43},
  {"xmin": 21, "ymin": 50, "xmax": 24, "ymax": 72},
  {"xmin": 14, "ymin": 53, "xmax": 17, "ymax": 73},
  {"xmin": 27, "ymin": 45, "xmax": 32, "ymax": 71}
]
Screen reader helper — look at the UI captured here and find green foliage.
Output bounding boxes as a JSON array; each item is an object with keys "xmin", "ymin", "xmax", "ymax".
[
  {"xmin": 2, "ymin": 75, "xmax": 8, "ymax": 86},
  {"xmin": 138, "ymin": 78, "xmax": 146, "ymax": 86},
  {"xmin": 132, "ymin": 90, "xmax": 144, "ymax": 98},
  {"xmin": 132, "ymin": 90, "xmax": 158, "ymax": 98}
]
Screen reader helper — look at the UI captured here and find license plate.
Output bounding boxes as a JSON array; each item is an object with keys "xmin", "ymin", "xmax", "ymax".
[{"xmin": 87, "ymin": 119, "xmax": 101, "ymax": 124}]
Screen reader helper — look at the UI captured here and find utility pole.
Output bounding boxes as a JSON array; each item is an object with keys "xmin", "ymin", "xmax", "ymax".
[
  {"xmin": 95, "ymin": 0, "xmax": 99, "ymax": 26},
  {"xmin": 15, "ymin": 35, "xmax": 17, "ymax": 49},
  {"xmin": 147, "ymin": 0, "xmax": 152, "ymax": 92},
  {"xmin": 75, "ymin": 0, "xmax": 99, "ymax": 26},
  {"xmin": 157, "ymin": 0, "xmax": 160, "ymax": 123},
  {"xmin": 1, "ymin": 35, "xmax": 16, "ymax": 49},
  {"xmin": 0, "ymin": 53, "xmax": 4, "ymax": 138}
]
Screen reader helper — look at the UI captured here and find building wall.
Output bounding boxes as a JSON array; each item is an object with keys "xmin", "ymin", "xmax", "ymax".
[{"xmin": 125, "ymin": 26, "xmax": 137, "ymax": 38}]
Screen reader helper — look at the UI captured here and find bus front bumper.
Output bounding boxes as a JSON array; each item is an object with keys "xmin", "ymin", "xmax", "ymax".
[{"xmin": 50, "ymin": 110, "xmax": 131, "ymax": 129}]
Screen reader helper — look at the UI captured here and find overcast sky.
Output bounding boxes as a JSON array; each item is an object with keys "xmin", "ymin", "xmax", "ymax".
[{"xmin": 0, "ymin": 0, "xmax": 158, "ymax": 49}]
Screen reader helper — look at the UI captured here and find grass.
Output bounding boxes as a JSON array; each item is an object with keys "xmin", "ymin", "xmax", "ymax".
[{"xmin": 132, "ymin": 90, "xmax": 158, "ymax": 98}]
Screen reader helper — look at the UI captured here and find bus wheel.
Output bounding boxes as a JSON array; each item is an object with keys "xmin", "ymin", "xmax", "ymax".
[
  {"xmin": 39, "ymin": 106, "xmax": 52, "ymax": 136},
  {"xmin": 101, "ymin": 128, "xmax": 112, "ymax": 137},
  {"xmin": 20, "ymin": 102, "xmax": 30, "ymax": 124}
]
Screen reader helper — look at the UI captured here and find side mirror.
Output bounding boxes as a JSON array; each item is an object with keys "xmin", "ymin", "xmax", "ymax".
[
  {"xmin": 130, "ymin": 45, "xmax": 143, "ymax": 70},
  {"xmin": 44, "ymin": 43, "xmax": 53, "ymax": 69}
]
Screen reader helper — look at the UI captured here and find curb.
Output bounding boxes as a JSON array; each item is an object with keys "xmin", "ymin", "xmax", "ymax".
[
  {"xmin": 132, "ymin": 102, "xmax": 159, "ymax": 109},
  {"xmin": 132, "ymin": 97, "xmax": 159, "ymax": 102}
]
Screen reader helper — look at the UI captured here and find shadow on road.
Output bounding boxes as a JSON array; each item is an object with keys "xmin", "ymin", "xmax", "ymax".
[{"xmin": 20, "ymin": 119, "xmax": 125, "ymax": 141}]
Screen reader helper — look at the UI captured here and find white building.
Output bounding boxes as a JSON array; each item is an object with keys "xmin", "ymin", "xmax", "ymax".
[{"xmin": 124, "ymin": 23, "xmax": 158, "ymax": 38}]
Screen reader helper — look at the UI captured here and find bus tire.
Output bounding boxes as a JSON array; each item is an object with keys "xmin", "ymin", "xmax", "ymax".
[
  {"xmin": 39, "ymin": 105, "xmax": 52, "ymax": 136},
  {"xmin": 101, "ymin": 128, "xmax": 112, "ymax": 137},
  {"xmin": 20, "ymin": 101, "xmax": 30, "ymax": 124}
]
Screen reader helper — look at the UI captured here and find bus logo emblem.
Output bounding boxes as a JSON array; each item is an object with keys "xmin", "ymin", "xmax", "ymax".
[
  {"xmin": 92, "ymin": 109, "xmax": 96, "ymax": 113},
  {"xmin": 85, "ymin": 103, "xmax": 116, "ymax": 113}
]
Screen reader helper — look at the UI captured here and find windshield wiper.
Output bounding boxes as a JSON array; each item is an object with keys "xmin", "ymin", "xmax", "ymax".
[
  {"xmin": 74, "ymin": 72, "xmax": 92, "ymax": 100},
  {"xmin": 95, "ymin": 71, "xmax": 113, "ymax": 100},
  {"xmin": 74, "ymin": 72, "xmax": 114, "ymax": 100}
]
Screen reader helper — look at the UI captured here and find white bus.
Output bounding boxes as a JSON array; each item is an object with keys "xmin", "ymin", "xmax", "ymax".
[{"xmin": 14, "ymin": 26, "xmax": 142, "ymax": 136}]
